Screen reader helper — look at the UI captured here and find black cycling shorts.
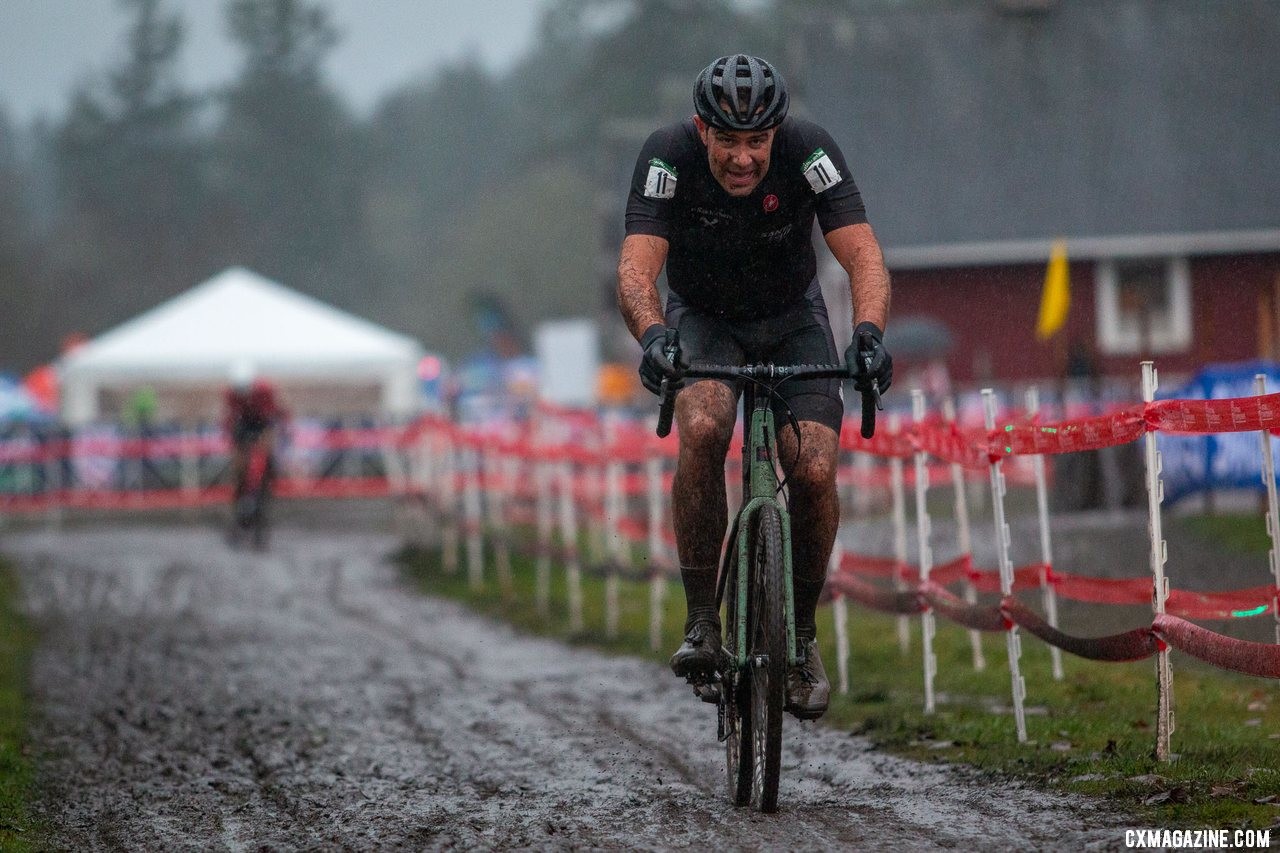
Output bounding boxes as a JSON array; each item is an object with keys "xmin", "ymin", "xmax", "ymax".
[{"xmin": 664, "ymin": 278, "xmax": 845, "ymax": 434}]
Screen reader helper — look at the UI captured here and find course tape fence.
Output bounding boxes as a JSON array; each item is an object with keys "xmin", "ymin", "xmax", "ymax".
[
  {"xmin": 6, "ymin": 365, "xmax": 1280, "ymax": 756},
  {"xmin": 0, "ymin": 421, "xmax": 416, "ymax": 513},
  {"xmin": 394, "ymin": 366, "xmax": 1280, "ymax": 760}
]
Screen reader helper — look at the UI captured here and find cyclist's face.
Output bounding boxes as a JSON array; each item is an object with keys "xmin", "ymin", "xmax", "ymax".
[{"xmin": 694, "ymin": 117, "xmax": 775, "ymax": 197}]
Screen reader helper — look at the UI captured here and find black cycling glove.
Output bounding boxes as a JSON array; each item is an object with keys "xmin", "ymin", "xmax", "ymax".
[
  {"xmin": 638, "ymin": 323, "xmax": 687, "ymax": 396},
  {"xmin": 846, "ymin": 321, "xmax": 893, "ymax": 395}
]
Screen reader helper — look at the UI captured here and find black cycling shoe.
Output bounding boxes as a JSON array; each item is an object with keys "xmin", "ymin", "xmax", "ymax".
[
  {"xmin": 669, "ymin": 618, "xmax": 723, "ymax": 680},
  {"xmin": 786, "ymin": 639, "xmax": 830, "ymax": 720}
]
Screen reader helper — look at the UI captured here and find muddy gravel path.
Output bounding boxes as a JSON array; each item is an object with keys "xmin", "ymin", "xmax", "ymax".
[{"xmin": 3, "ymin": 525, "xmax": 1133, "ymax": 850}]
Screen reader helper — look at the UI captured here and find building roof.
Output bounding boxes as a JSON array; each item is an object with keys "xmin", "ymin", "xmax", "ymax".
[
  {"xmin": 810, "ymin": 0, "xmax": 1280, "ymax": 259},
  {"xmin": 60, "ymin": 267, "xmax": 424, "ymax": 380}
]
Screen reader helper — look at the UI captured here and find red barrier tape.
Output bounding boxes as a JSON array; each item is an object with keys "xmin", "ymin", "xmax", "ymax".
[
  {"xmin": 1153, "ymin": 614, "xmax": 1280, "ymax": 678},
  {"xmin": 839, "ymin": 571, "xmax": 1279, "ymax": 675},
  {"xmin": 993, "ymin": 406, "xmax": 1148, "ymax": 457},
  {"xmin": 0, "ymin": 476, "xmax": 394, "ymax": 513},
  {"xmin": 838, "ymin": 554, "xmax": 1278, "ymax": 620},
  {"xmin": 827, "ymin": 572, "xmax": 924, "ymax": 614},
  {"xmin": 1001, "ymin": 598, "xmax": 1161, "ymax": 662},
  {"xmin": 920, "ymin": 582, "xmax": 1007, "ymax": 632},
  {"xmin": 1146, "ymin": 393, "xmax": 1280, "ymax": 435},
  {"xmin": 837, "ymin": 554, "xmax": 906, "ymax": 580}
]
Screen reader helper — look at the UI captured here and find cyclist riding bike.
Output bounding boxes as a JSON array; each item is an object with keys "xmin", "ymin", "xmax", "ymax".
[
  {"xmin": 617, "ymin": 54, "xmax": 893, "ymax": 721},
  {"xmin": 223, "ymin": 361, "xmax": 286, "ymax": 528}
]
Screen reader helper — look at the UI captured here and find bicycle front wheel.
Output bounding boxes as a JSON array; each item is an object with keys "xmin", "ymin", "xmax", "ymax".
[
  {"xmin": 748, "ymin": 504, "xmax": 786, "ymax": 813},
  {"xmin": 723, "ymin": 542, "xmax": 752, "ymax": 806}
]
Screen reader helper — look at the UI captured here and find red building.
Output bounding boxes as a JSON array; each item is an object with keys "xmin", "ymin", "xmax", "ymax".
[
  {"xmin": 806, "ymin": 1, "xmax": 1280, "ymax": 384},
  {"xmin": 886, "ymin": 234, "xmax": 1280, "ymax": 383}
]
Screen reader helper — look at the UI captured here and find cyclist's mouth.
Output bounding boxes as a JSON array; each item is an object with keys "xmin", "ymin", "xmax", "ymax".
[{"xmin": 725, "ymin": 168, "xmax": 758, "ymax": 189}]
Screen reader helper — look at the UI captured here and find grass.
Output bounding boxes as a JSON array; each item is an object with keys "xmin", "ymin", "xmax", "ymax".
[
  {"xmin": 397, "ymin": 540, "xmax": 1280, "ymax": 831},
  {"xmin": 1177, "ymin": 512, "xmax": 1274, "ymax": 556},
  {"xmin": 0, "ymin": 560, "xmax": 38, "ymax": 852}
]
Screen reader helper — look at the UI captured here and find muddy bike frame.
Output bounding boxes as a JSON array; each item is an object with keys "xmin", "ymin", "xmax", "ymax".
[{"xmin": 656, "ymin": 329, "xmax": 877, "ymax": 812}]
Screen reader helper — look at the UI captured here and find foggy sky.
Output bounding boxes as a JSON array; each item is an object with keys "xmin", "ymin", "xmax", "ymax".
[{"xmin": 0, "ymin": 0, "xmax": 551, "ymax": 124}]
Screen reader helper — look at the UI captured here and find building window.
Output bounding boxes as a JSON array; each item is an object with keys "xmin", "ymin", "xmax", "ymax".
[{"xmin": 1095, "ymin": 257, "xmax": 1191, "ymax": 354}]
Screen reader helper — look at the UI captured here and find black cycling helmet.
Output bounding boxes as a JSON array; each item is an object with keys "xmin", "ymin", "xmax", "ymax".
[{"xmin": 693, "ymin": 54, "xmax": 789, "ymax": 132}]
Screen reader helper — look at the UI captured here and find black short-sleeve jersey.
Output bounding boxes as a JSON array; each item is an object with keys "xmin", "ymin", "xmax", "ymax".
[{"xmin": 624, "ymin": 116, "xmax": 867, "ymax": 321}]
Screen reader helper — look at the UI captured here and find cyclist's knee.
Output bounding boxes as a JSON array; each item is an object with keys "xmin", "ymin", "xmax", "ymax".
[
  {"xmin": 676, "ymin": 388, "xmax": 736, "ymax": 454},
  {"xmin": 680, "ymin": 411, "xmax": 733, "ymax": 453},
  {"xmin": 788, "ymin": 453, "xmax": 839, "ymax": 497}
]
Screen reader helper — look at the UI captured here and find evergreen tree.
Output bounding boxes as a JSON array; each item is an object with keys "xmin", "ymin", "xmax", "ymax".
[
  {"xmin": 216, "ymin": 0, "xmax": 365, "ymax": 302},
  {"xmin": 55, "ymin": 0, "xmax": 203, "ymax": 274}
]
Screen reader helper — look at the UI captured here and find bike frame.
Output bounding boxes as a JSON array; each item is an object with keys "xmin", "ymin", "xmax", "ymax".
[{"xmin": 729, "ymin": 381, "xmax": 798, "ymax": 671}]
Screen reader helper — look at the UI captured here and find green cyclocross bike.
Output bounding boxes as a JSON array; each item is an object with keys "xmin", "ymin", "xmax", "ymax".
[{"xmin": 655, "ymin": 330, "xmax": 879, "ymax": 813}]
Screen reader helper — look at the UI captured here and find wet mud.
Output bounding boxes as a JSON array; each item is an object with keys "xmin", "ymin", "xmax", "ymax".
[{"xmin": 4, "ymin": 525, "xmax": 1132, "ymax": 850}]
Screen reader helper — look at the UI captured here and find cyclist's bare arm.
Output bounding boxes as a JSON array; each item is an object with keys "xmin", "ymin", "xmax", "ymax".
[
  {"xmin": 617, "ymin": 233, "xmax": 670, "ymax": 341},
  {"xmin": 824, "ymin": 222, "xmax": 891, "ymax": 332}
]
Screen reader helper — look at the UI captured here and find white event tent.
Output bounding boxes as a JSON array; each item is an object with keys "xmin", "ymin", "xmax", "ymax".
[{"xmin": 60, "ymin": 267, "xmax": 426, "ymax": 425}]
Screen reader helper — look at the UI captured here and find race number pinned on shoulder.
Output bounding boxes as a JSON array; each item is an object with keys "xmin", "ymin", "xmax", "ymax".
[
  {"xmin": 644, "ymin": 158, "xmax": 678, "ymax": 199},
  {"xmin": 802, "ymin": 148, "xmax": 841, "ymax": 194}
]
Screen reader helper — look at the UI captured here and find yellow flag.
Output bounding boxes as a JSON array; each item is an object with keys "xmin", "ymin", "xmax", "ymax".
[{"xmin": 1036, "ymin": 239, "xmax": 1070, "ymax": 340}]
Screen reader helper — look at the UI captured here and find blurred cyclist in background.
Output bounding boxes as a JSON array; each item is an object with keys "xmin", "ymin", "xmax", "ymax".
[{"xmin": 223, "ymin": 360, "xmax": 287, "ymax": 542}]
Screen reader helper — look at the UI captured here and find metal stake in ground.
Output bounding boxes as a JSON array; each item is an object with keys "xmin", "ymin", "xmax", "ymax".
[
  {"xmin": 945, "ymin": 397, "xmax": 986, "ymax": 672},
  {"xmin": 912, "ymin": 390, "xmax": 937, "ymax": 713},
  {"xmin": 829, "ymin": 541, "xmax": 851, "ymax": 694},
  {"xmin": 464, "ymin": 446, "xmax": 485, "ymax": 591},
  {"xmin": 1140, "ymin": 361, "xmax": 1174, "ymax": 762},
  {"xmin": 1026, "ymin": 386, "xmax": 1065, "ymax": 681},
  {"xmin": 646, "ymin": 455, "xmax": 668, "ymax": 652},
  {"xmin": 535, "ymin": 458, "xmax": 554, "ymax": 617},
  {"xmin": 983, "ymin": 388, "xmax": 1027, "ymax": 744},
  {"xmin": 558, "ymin": 459, "xmax": 584, "ymax": 633},
  {"xmin": 1256, "ymin": 374, "xmax": 1280, "ymax": 647}
]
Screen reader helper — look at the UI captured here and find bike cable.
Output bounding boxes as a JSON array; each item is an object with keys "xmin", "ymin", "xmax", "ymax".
[{"xmin": 742, "ymin": 374, "xmax": 804, "ymax": 512}]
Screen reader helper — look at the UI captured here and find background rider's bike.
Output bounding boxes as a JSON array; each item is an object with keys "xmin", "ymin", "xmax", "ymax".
[
  {"xmin": 655, "ymin": 330, "xmax": 879, "ymax": 813},
  {"xmin": 229, "ymin": 436, "xmax": 272, "ymax": 551}
]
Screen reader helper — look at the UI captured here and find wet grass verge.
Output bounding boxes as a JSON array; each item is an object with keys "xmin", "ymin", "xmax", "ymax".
[
  {"xmin": 396, "ymin": 543, "xmax": 1280, "ymax": 831},
  {"xmin": 0, "ymin": 558, "xmax": 39, "ymax": 851}
]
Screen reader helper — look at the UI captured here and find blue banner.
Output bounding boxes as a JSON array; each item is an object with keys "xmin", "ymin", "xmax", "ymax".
[{"xmin": 1158, "ymin": 361, "xmax": 1280, "ymax": 504}]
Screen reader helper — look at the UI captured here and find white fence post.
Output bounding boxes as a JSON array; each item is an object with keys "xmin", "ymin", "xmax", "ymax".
[
  {"xmin": 646, "ymin": 455, "xmax": 668, "ymax": 651},
  {"xmin": 945, "ymin": 398, "xmax": 986, "ymax": 672},
  {"xmin": 1257, "ymin": 374, "xmax": 1280, "ymax": 647},
  {"xmin": 559, "ymin": 460, "xmax": 584, "ymax": 633},
  {"xmin": 463, "ymin": 446, "xmax": 485, "ymax": 590},
  {"xmin": 604, "ymin": 455, "xmax": 624, "ymax": 639},
  {"xmin": 535, "ymin": 458, "xmax": 554, "ymax": 617},
  {"xmin": 984, "ymin": 388, "xmax": 1028, "ymax": 744},
  {"xmin": 487, "ymin": 450, "xmax": 514, "ymax": 599},
  {"xmin": 1026, "ymin": 386, "xmax": 1065, "ymax": 681},
  {"xmin": 440, "ymin": 432, "xmax": 460, "ymax": 575},
  {"xmin": 830, "ymin": 541, "xmax": 850, "ymax": 695},
  {"xmin": 912, "ymin": 390, "xmax": 937, "ymax": 714},
  {"xmin": 1141, "ymin": 361, "xmax": 1174, "ymax": 761}
]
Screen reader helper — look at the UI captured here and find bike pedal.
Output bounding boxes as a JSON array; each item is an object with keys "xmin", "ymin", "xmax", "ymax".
[
  {"xmin": 685, "ymin": 671, "xmax": 722, "ymax": 705},
  {"xmin": 691, "ymin": 681, "xmax": 721, "ymax": 705}
]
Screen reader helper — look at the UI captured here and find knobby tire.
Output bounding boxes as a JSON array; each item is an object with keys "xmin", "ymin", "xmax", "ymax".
[
  {"xmin": 748, "ymin": 504, "xmax": 785, "ymax": 813},
  {"xmin": 723, "ymin": 543, "xmax": 752, "ymax": 806}
]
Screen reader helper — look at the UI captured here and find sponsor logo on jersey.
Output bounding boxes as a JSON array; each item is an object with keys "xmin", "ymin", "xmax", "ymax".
[
  {"xmin": 644, "ymin": 157, "xmax": 677, "ymax": 199},
  {"xmin": 762, "ymin": 193, "xmax": 779, "ymax": 212},
  {"xmin": 802, "ymin": 148, "xmax": 841, "ymax": 194},
  {"xmin": 760, "ymin": 223, "xmax": 793, "ymax": 243}
]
